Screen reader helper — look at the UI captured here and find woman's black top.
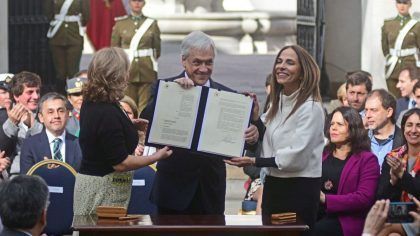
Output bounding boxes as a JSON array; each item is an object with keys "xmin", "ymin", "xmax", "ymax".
[
  {"xmin": 318, "ymin": 153, "xmax": 349, "ymax": 219},
  {"xmin": 321, "ymin": 154, "xmax": 349, "ymax": 195},
  {"xmin": 79, "ymin": 101, "xmax": 139, "ymax": 176}
]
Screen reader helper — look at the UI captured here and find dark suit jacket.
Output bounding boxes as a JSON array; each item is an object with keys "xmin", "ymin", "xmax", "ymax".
[
  {"xmin": 141, "ymin": 73, "xmax": 235, "ymax": 214},
  {"xmin": 0, "ymin": 228, "xmax": 30, "ymax": 236},
  {"xmin": 0, "ymin": 108, "xmax": 16, "ymax": 158},
  {"xmin": 395, "ymin": 97, "xmax": 409, "ymax": 120},
  {"xmin": 392, "ymin": 126, "xmax": 404, "ymax": 150},
  {"xmin": 19, "ymin": 130, "xmax": 82, "ymax": 174}
]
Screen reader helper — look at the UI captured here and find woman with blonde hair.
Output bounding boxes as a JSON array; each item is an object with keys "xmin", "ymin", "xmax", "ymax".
[
  {"xmin": 226, "ymin": 45, "xmax": 325, "ymax": 235},
  {"xmin": 73, "ymin": 47, "xmax": 172, "ymax": 215}
]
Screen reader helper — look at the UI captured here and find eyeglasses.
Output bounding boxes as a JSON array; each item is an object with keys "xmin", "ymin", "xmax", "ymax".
[{"xmin": 131, "ymin": 0, "xmax": 144, "ymax": 2}]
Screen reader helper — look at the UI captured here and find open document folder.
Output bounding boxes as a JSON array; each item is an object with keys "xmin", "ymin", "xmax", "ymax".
[{"xmin": 145, "ymin": 80, "xmax": 253, "ymax": 158}]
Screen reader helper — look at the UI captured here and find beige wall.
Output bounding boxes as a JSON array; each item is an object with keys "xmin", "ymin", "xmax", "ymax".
[{"xmin": 324, "ymin": 0, "xmax": 362, "ymax": 97}]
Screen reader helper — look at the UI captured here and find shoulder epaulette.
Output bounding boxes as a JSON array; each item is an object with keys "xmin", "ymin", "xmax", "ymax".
[{"xmin": 114, "ymin": 15, "xmax": 128, "ymax": 21}]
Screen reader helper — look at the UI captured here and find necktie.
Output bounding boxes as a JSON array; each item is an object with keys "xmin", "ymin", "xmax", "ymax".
[
  {"xmin": 411, "ymin": 100, "xmax": 416, "ymax": 108},
  {"xmin": 53, "ymin": 138, "xmax": 63, "ymax": 162}
]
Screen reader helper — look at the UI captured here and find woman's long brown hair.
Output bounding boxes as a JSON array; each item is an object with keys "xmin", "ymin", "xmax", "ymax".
[{"xmin": 265, "ymin": 45, "xmax": 321, "ymax": 123}]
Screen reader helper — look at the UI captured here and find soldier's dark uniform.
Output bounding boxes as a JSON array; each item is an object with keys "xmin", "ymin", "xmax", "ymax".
[
  {"xmin": 382, "ymin": 13, "xmax": 420, "ymax": 98},
  {"xmin": 44, "ymin": 0, "xmax": 90, "ymax": 94},
  {"xmin": 111, "ymin": 14, "xmax": 161, "ymax": 113}
]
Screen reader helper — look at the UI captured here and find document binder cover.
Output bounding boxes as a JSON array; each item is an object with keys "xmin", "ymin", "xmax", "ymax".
[{"xmin": 145, "ymin": 80, "xmax": 253, "ymax": 158}]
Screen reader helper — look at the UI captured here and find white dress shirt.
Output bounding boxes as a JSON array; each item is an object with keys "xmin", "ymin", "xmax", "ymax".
[{"xmin": 45, "ymin": 129, "xmax": 66, "ymax": 162}]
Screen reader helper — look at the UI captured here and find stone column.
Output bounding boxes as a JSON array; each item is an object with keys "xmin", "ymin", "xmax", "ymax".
[{"xmin": 0, "ymin": 0, "xmax": 8, "ymax": 72}]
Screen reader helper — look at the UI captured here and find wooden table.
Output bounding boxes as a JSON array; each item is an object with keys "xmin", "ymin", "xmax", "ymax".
[{"xmin": 73, "ymin": 214, "xmax": 308, "ymax": 236}]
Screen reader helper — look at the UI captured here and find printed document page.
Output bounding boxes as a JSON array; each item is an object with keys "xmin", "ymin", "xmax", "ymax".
[
  {"xmin": 197, "ymin": 89, "xmax": 253, "ymax": 157},
  {"xmin": 148, "ymin": 81, "xmax": 202, "ymax": 148}
]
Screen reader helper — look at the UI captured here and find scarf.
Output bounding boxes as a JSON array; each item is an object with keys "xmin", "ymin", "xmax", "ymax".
[{"xmin": 387, "ymin": 145, "xmax": 420, "ymax": 202}]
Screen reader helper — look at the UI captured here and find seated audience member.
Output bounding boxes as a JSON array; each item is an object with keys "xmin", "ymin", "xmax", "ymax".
[
  {"xmin": 0, "ymin": 74, "xmax": 13, "ymax": 178},
  {"xmin": 377, "ymin": 108, "xmax": 420, "ymax": 202},
  {"xmin": 0, "ymin": 74, "xmax": 13, "ymax": 111},
  {"xmin": 242, "ymin": 165, "xmax": 262, "ymax": 214},
  {"xmin": 315, "ymin": 106, "xmax": 379, "ymax": 236},
  {"xmin": 66, "ymin": 74, "xmax": 87, "ymax": 137},
  {"xmin": 0, "ymin": 72, "xmax": 43, "ymax": 175},
  {"xmin": 0, "ymin": 175, "xmax": 49, "ymax": 236},
  {"xmin": 326, "ymin": 83, "xmax": 349, "ymax": 114},
  {"xmin": 397, "ymin": 80, "xmax": 420, "ymax": 127},
  {"xmin": 336, "ymin": 83, "xmax": 348, "ymax": 107},
  {"xmin": 395, "ymin": 67, "xmax": 418, "ymax": 120},
  {"xmin": 363, "ymin": 197, "xmax": 420, "ymax": 236},
  {"xmin": 120, "ymin": 95, "xmax": 139, "ymax": 120},
  {"xmin": 0, "ymin": 151, "xmax": 10, "ymax": 183},
  {"xmin": 262, "ymin": 73, "xmax": 272, "ymax": 112},
  {"xmin": 365, "ymin": 89, "xmax": 403, "ymax": 168},
  {"xmin": 120, "ymin": 95, "xmax": 145, "ymax": 153},
  {"xmin": 345, "ymin": 70, "xmax": 373, "ymax": 117},
  {"xmin": 20, "ymin": 92, "xmax": 82, "ymax": 174}
]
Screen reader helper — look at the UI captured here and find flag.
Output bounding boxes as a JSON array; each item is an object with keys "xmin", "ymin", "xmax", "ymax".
[{"xmin": 86, "ymin": 0, "xmax": 127, "ymax": 51}]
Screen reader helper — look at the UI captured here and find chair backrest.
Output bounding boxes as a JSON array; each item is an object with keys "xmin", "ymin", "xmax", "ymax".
[
  {"xmin": 27, "ymin": 160, "xmax": 76, "ymax": 235},
  {"xmin": 127, "ymin": 165, "xmax": 157, "ymax": 214}
]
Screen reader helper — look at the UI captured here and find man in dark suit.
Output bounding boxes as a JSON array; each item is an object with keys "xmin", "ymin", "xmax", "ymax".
[
  {"xmin": 141, "ymin": 31, "xmax": 259, "ymax": 215},
  {"xmin": 395, "ymin": 66, "xmax": 418, "ymax": 119},
  {"xmin": 0, "ymin": 175, "xmax": 49, "ymax": 236},
  {"xmin": 20, "ymin": 92, "xmax": 82, "ymax": 174}
]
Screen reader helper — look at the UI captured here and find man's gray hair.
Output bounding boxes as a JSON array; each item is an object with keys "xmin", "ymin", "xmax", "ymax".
[
  {"xmin": 181, "ymin": 31, "xmax": 216, "ymax": 59},
  {"xmin": 38, "ymin": 92, "xmax": 69, "ymax": 113}
]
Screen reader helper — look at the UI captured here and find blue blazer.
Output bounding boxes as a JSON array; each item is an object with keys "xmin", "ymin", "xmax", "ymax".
[
  {"xmin": 395, "ymin": 97, "xmax": 409, "ymax": 120},
  {"xmin": 141, "ymin": 72, "xmax": 235, "ymax": 214},
  {"xmin": 0, "ymin": 228, "xmax": 29, "ymax": 236},
  {"xmin": 20, "ymin": 129, "xmax": 82, "ymax": 174}
]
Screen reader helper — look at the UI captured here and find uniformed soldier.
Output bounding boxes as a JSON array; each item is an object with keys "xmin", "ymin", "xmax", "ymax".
[
  {"xmin": 382, "ymin": 0, "xmax": 420, "ymax": 98},
  {"xmin": 65, "ymin": 73, "xmax": 87, "ymax": 137},
  {"xmin": 44, "ymin": 0, "xmax": 90, "ymax": 94},
  {"xmin": 111, "ymin": 0, "xmax": 161, "ymax": 114}
]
